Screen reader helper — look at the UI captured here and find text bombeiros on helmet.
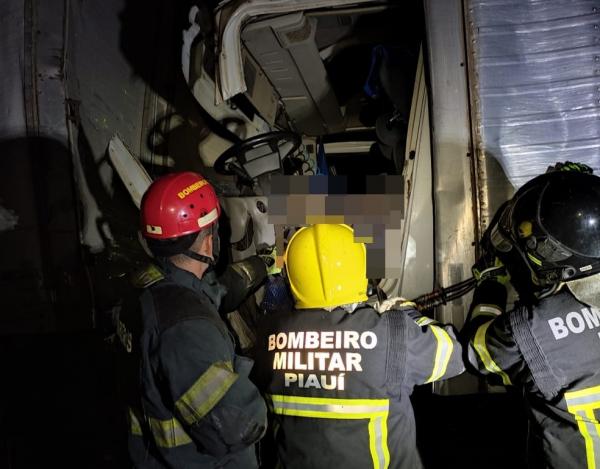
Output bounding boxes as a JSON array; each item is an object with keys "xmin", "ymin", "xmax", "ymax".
[{"xmin": 268, "ymin": 330, "xmax": 377, "ymax": 391}]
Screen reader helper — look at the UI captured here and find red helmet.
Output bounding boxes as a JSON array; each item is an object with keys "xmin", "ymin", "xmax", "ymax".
[{"xmin": 140, "ymin": 172, "xmax": 220, "ymax": 241}]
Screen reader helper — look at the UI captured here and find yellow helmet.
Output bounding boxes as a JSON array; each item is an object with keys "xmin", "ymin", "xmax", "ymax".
[{"xmin": 285, "ymin": 224, "xmax": 368, "ymax": 309}]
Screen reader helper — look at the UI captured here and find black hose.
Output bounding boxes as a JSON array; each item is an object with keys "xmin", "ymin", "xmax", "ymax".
[{"xmin": 411, "ymin": 277, "xmax": 477, "ymax": 311}]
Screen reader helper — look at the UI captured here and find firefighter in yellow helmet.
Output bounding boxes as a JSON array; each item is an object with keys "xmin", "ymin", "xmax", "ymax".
[{"xmin": 253, "ymin": 224, "xmax": 465, "ymax": 469}]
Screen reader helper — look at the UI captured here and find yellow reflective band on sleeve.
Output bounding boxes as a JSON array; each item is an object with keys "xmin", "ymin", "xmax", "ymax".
[
  {"xmin": 268, "ymin": 394, "xmax": 390, "ymax": 469},
  {"xmin": 472, "ymin": 319, "xmax": 512, "ymax": 386},
  {"xmin": 149, "ymin": 417, "xmax": 192, "ymax": 448},
  {"xmin": 176, "ymin": 361, "xmax": 238, "ymax": 425},
  {"xmin": 415, "ymin": 316, "xmax": 438, "ymax": 326},
  {"xmin": 424, "ymin": 325, "xmax": 454, "ymax": 383},
  {"xmin": 127, "ymin": 407, "xmax": 143, "ymax": 436},
  {"xmin": 527, "ymin": 252, "xmax": 542, "ymax": 266},
  {"xmin": 471, "ymin": 304, "xmax": 503, "ymax": 320},
  {"xmin": 565, "ymin": 385, "xmax": 600, "ymax": 469}
]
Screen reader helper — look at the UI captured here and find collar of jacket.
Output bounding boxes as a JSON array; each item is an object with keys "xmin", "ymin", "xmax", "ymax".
[{"xmin": 159, "ymin": 261, "xmax": 228, "ymax": 310}]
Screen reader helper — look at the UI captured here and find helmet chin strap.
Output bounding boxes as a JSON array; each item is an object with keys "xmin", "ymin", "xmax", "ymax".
[
  {"xmin": 183, "ymin": 225, "xmax": 220, "ymax": 266},
  {"xmin": 183, "ymin": 250, "xmax": 215, "ymax": 266}
]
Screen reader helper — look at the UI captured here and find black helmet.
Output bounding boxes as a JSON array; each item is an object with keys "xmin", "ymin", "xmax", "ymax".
[{"xmin": 491, "ymin": 171, "xmax": 600, "ymax": 287}]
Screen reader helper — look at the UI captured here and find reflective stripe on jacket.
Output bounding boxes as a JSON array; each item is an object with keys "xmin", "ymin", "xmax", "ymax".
[
  {"xmin": 117, "ymin": 263, "xmax": 267, "ymax": 468},
  {"xmin": 254, "ymin": 304, "xmax": 465, "ymax": 469},
  {"xmin": 464, "ymin": 280, "xmax": 600, "ymax": 468}
]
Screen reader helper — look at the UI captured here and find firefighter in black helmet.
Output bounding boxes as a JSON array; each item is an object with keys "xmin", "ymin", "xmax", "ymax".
[{"xmin": 462, "ymin": 163, "xmax": 600, "ymax": 468}]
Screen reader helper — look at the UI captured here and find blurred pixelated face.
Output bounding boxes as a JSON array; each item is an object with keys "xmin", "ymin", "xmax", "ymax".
[{"xmin": 268, "ymin": 175, "xmax": 405, "ymax": 279}]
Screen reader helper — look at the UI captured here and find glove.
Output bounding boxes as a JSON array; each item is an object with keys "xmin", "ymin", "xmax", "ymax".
[
  {"xmin": 472, "ymin": 256, "xmax": 510, "ymax": 286},
  {"xmin": 547, "ymin": 161, "xmax": 593, "ymax": 174},
  {"xmin": 257, "ymin": 247, "xmax": 282, "ymax": 275},
  {"xmin": 375, "ymin": 296, "xmax": 416, "ymax": 313}
]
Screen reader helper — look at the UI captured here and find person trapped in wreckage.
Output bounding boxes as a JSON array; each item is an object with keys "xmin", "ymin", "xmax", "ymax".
[
  {"xmin": 114, "ymin": 171, "xmax": 272, "ymax": 468},
  {"xmin": 252, "ymin": 223, "xmax": 465, "ymax": 469},
  {"xmin": 461, "ymin": 162, "xmax": 600, "ymax": 468}
]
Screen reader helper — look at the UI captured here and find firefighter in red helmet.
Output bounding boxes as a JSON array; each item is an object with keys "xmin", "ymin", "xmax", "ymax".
[{"xmin": 115, "ymin": 172, "xmax": 267, "ymax": 468}]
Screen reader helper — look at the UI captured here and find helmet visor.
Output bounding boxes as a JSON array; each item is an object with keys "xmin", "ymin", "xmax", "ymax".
[{"xmin": 538, "ymin": 177, "xmax": 600, "ymax": 259}]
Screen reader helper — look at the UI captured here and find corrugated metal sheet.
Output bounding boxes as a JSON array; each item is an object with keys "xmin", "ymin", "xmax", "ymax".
[{"xmin": 467, "ymin": 0, "xmax": 600, "ymax": 204}]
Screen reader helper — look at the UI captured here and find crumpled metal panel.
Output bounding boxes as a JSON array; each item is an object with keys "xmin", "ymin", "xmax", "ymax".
[
  {"xmin": 215, "ymin": 0, "xmax": 383, "ymax": 102},
  {"xmin": 425, "ymin": 0, "xmax": 480, "ymax": 395},
  {"xmin": 242, "ymin": 13, "xmax": 345, "ymax": 135},
  {"xmin": 379, "ymin": 47, "xmax": 434, "ymax": 301},
  {"xmin": 0, "ymin": 0, "xmax": 26, "ymax": 138},
  {"xmin": 0, "ymin": 0, "xmax": 94, "ymax": 333},
  {"xmin": 220, "ymin": 196, "xmax": 276, "ymax": 262},
  {"xmin": 467, "ymin": 0, "xmax": 600, "ymax": 192}
]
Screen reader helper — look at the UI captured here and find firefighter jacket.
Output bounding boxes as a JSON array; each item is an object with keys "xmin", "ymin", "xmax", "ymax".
[
  {"xmin": 253, "ymin": 303, "xmax": 465, "ymax": 469},
  {"xmin": 463, "ymin": 279, "xmax": 600, "ymax": 469},
  {"xmin": 115, "ymin": 261, "xmax": 267, "ymax": 468}
]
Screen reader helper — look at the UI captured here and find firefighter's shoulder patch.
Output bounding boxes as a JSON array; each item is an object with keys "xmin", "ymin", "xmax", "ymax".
[{"xmin": 131, "ymin": 263, "xmax": 164, "ymax": 289}]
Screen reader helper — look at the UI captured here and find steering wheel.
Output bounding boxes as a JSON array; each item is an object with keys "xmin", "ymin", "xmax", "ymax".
[{"xmin": 213, "ymin": 131, "xmax": 301, "ymax": 182}]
